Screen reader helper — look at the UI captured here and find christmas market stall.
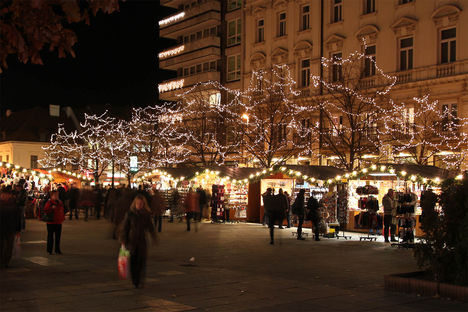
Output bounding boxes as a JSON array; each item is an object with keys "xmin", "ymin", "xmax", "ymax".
[
  {"xmin": 247, "ymin": 165, "xmax": 345, "ymax": 235},
  {"xmin": 340, "ymin": 164, "xmax": 455, "ymax": 240}
]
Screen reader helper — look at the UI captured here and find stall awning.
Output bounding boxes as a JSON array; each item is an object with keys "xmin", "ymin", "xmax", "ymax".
[{"xmin": 377, "ymin": 164, "xmax": 454, "ymax": 180}]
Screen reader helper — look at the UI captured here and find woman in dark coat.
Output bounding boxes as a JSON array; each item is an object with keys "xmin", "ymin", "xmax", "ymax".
[
  {"xmin": 119, "ymin": 194, "xmax": 156, "ymax": 288},
  {"xmin": 0, "ymin": 189, "xmax": 21, "ymax": 268},
  {"xmin": 292, "ymin": 189, "xmax": 306, "ymax": 240}
]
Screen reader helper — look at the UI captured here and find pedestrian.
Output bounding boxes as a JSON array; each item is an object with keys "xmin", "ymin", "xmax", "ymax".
[
  {"xmin": 261, "ymin": 188, "xmax": 272, "ymax": 226},
  {"xmin": 184, "ymin": 188, "xmax": 199, "ymax": 231},
  {"xmin": 43, "ymin": 190, "xmax": 65, "ymax": 255},
  {"xmin": 306, "ymin": 195, "xmax": 321, "ymax": 241},
  {"xmin": 13, "ymin": 183, "xmax": 27, "ymax": 231},
  {"xmin": 196, "ymin": 187, "xmax": 207, "ymax": 222},
  {"xmin": 93, "ymin": 184, "xmax": 103, "ymax": 220},
  {"xmin": 68, "ymin": 183, "xmax": 80, "ymax": 220},
  {"xmin": 277, "ymin": 189, "xmax": 288, "ymax": 229},
  {"xmin": 151, "ymin": 189, "xmax": 166, "ymax": 233},
  {"xmin": 262, "ymin": 188, "xmax": 276, "ymax": 244},
  {"xmin": 292, "ymin": 189, "xmax": 306, "ymax": 240},
  {"xmin": 0, "ymin": 189, "xmax": 21, "ymax": 268},
  {"xmin": 169, "ymin": 189, "xmax": 182, "ymax": 223},
  {"xmin": 119, "ymin": 194, "xmax": 156, "ymax": 288},
  {"xmin": 382, "ymin": 189, "xmax": 397, "ymax": 243},
  {"xmin": 284, "ymin": 191, "xmax": 291, "ymax": 228}
]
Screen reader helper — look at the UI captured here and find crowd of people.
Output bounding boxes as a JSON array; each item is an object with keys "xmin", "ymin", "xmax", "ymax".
[
  {"xmin": 1, "ymin": 179, "xmax": 326, "ymax": 288},
  {"xmin": 262, "ymin": 188, "xmax": 322, "ymax": 245}
]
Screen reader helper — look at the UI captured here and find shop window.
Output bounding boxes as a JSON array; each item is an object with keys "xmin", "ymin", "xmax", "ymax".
[
  {"xmin": 332, "ymin": 0, "xmax": 342, "ymax": 23},
  {"xmin": 300, "ymin": 58, "xmax": 310, "ymax": 87},
  {"xmin": 30, "ymin": 155, "xmax": 38, "ymax": 169},
  {"xmin": 399, "ymin": 37, "xmax": 413, "ymax": 71},
  {"xmin": 227, "ymin": 55, "xmax": 241, "ymax": 81},
  {"xmin": 331, "ymin": 52, "xmax": 342, "ymax": 82},
  {"xmin": 227, "ymin": 0, "xmax": 241, "ymax": 11},
  {"xmin": 363, "ymin": 0, "xmax": 375, "ymax": 14},
  {"xmin": 256, "ymin": 19, "xmax": 264, "ymax": 43},
  {"xmin": 440, "ymin": 28, "xmax": 456, "ymax": 64},
  {"xmin": 227, "ymin": 18, "xmax": 241, "ymax": 46},
  {"xmin": 301, "ymin": 5, "xmax": 310, "ymax": 31},
  {"xmin": 278, "ymin": 12, "xmax": 287, "ymax": 37},
  {"xmin": 363, "ymin": 45, "xmax": 376, "ymax": 77}
]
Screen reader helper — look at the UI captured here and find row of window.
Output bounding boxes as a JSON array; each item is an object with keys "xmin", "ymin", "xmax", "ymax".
[
  {"xmin": 297, "ymin": 27, "xmax": 456, "ymax": 87},
  {"xmin": 176, "ymin": 56, "xmax": 241, "ymax": 82},
  {"xmin": 0, "ymin": 155, "xmax": 38, "ymax": 169},
  {"xmin": 177, "ymin": 0, "xmax": 241, "ymax": 12},
  {"xmin": 253, "ymin": 0, "xmax": 415, "ymax": 42},
  {"xmin": 177, "ymin": 26, "xmax": 220, "ymax": 45}
]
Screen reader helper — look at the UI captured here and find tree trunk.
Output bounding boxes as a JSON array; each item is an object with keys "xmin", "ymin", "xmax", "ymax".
[{"xmin": 111, "ymin": 158, "xmax": 115, "ymax": 188}]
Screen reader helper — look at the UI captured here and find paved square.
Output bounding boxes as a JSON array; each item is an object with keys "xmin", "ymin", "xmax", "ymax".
[{"xmin": 1, "ymin": 219, "xmax": 466, "ymax": 311}]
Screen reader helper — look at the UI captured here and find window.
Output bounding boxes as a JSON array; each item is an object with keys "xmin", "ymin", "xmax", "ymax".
[
  {"xmin": 442, "ymin": 104, "xmax": 458, "ymax": 131},
  {"xmin": 203, "ymin": 28, "xmax": 209, "ymax": 38},
  {"xmin": 300, "ymin": 59, "xmax": 310, "ymax": 87},
  {"xmin": 363, "ymin": 0, "xmax": 375, "ymax": 14},
  {"xmin": 203, "ymin": 62, "xmax": 209, "ymax": 71},
  {"xmin": 209, "ymin": 61, "xmax": 216, "ymax": 71},
  {"xmin": 227, "ymin": 0, "xmax": 241, "ymax": 11},
  {"xmin": 399, "ymin": 0, "xmax": 413, "ymax": 4},
  {"xmin": 209, "ymin": 92, "xmax": 221, "ymax": 107},
  {"xmin": 196, "ymin": 31, "xmax": 202, "ymax": 40},
  {"xmin": 440, "ymin": 28, "xmax": 456, "ymax": 64},
  {"xmin": 210, "ymin": 26, "xmax": 217, "ymax": 36},
  {"xmin": 183, "ymin": 68, "xmax": 189, "ymax": 76},
  {"xmin": 227, "ymin": 18, "xmax": 241, "ymax": 46},
  {"xmin": 6, "ymin": 155, "xmax": 9, "ymax": 163},
  {"xmin": 190, "ymin": 33, "xmax": 196, "ymax": 42},
  {"xmin": 184, "ymin": 36, "xmax": 189, "ymax": 43},
  {"xmin": 276, "ymin": 124, "xmax": 287, "ymax": 142},
  {"xmin": 278, "ymin": 12, "xmax": 287, "ymax": 37},
  {"xmin": 332, "ymin": 0, "xmax": 342, "ymax": 23},
  {"xmin": 399, "ymin": 37, "xmax": 413, "ymax": 71},
  {"xmin": 190, "ymin": 66, "xmax": 195, "ymax": 75},
  {"xmin": 364, "ymin": 45, "xmax": 376, "ymax": 77},
  {"xmin": 256, "ymin": 19, "xmax": 264, "ymax": 42},
  {"xmin": 30, "ymin": 155, "xmax": 38, "ymax": 169},
  {"xmin": 403, "ymin": 107, "xmax": 414, "ymax": 134},
  {"xmin": 227, "ymin": 55, "xmax": 241, "ymax": 81},
  {"xmin": 331, "ymin": 52, "xmax": 342, "ymax": 82},
  {"xmin": 196, "ymin": 64, "xmax": 202, "ymax": 73},
  {"xmin": 301, "ymin": 5, "xmax": 310, "ymax": 30}
]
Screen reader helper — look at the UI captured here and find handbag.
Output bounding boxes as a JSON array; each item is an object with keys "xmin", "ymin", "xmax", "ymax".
[
  {"xmin": 118, "ymin": 244, "xmax": 130, "ymax": 279},
  {"xmin": 40, "ymin": 209, "xmax": 54, "ymax": 222}
]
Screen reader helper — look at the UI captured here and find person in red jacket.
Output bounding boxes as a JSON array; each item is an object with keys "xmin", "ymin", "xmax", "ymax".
[{"xmin": 43, "ymin": 190, "xmax": 65, "ymax": 255}]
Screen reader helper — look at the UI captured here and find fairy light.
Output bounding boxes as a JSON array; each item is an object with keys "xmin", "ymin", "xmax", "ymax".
[
  {"xmin": 158, "ymin": 79, "xmax": 184, "ymax": 93},
  {"xmin": 158, "ymin": 45, "xmax": 185, "ymax": 59},
  {"xmin": 159, "ymin": 11, "xmax": 185, "ymax": 27}
]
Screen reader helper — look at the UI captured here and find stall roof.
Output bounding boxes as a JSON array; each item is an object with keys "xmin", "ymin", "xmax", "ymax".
[
  {"xmin": 377, "ymin": 164, "xmax": 455, "ymax": 180},
  {"xmin": 155, "ymin": 165, "xmax": 344, "ymax": 181}
]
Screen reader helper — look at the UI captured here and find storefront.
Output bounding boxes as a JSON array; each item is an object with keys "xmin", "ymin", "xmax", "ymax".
[
  {"xmin": 248, "ymin": 165, "xmax": 344, "ymax": 232},
  {"xmin": 341, "ymin": 164, "xmax": 454, "ymax": 238}
]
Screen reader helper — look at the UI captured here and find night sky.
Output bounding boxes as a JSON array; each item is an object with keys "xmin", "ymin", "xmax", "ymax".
[{"xmin": 0, "ymin": 1, "xmax": 176, "ymax": 114}]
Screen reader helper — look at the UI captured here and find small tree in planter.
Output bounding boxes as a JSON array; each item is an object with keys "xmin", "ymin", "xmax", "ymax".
[{"xmin": 415, "ymin": 176, "xmax": 468, "ymax": 286}]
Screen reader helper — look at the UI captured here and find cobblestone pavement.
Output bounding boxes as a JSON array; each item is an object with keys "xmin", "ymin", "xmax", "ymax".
[{"xmin": 1, "ymin": 219, "xmax": 467, "ymax": 311}]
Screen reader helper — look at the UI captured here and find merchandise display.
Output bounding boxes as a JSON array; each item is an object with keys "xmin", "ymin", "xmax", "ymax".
[
  {"xmin": 226, "ymin": 183, "xmax": 248, "ymax": 219},
  {"xmin": 211, "ymin": 184, "xmax": 225, "ymax": 221}
]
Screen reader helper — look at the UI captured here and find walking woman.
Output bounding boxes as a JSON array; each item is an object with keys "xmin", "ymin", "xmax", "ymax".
[
  {"xmin": 44, "ymin": 190, "xmax": 65, "ymax": 255},
  {"xmin": 119, "ymin": 194, "xmax": 156, "ymax": 288}
]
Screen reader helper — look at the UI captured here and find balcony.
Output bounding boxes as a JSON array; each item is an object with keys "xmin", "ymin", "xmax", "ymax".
[
  {"xmin": 159, "ymin": 37, "xmax": 220, "ymax": 69},
  {"xmin": 160, "ymin": 2, "xmax": 220, "ymax": 37},
  {"xmin": 388, "ymin": 59, "xmax": 468, "ymax": 86},
  {"xmin": 159, "ymin": 71, "xmax": 220, "ymax": 100}
]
